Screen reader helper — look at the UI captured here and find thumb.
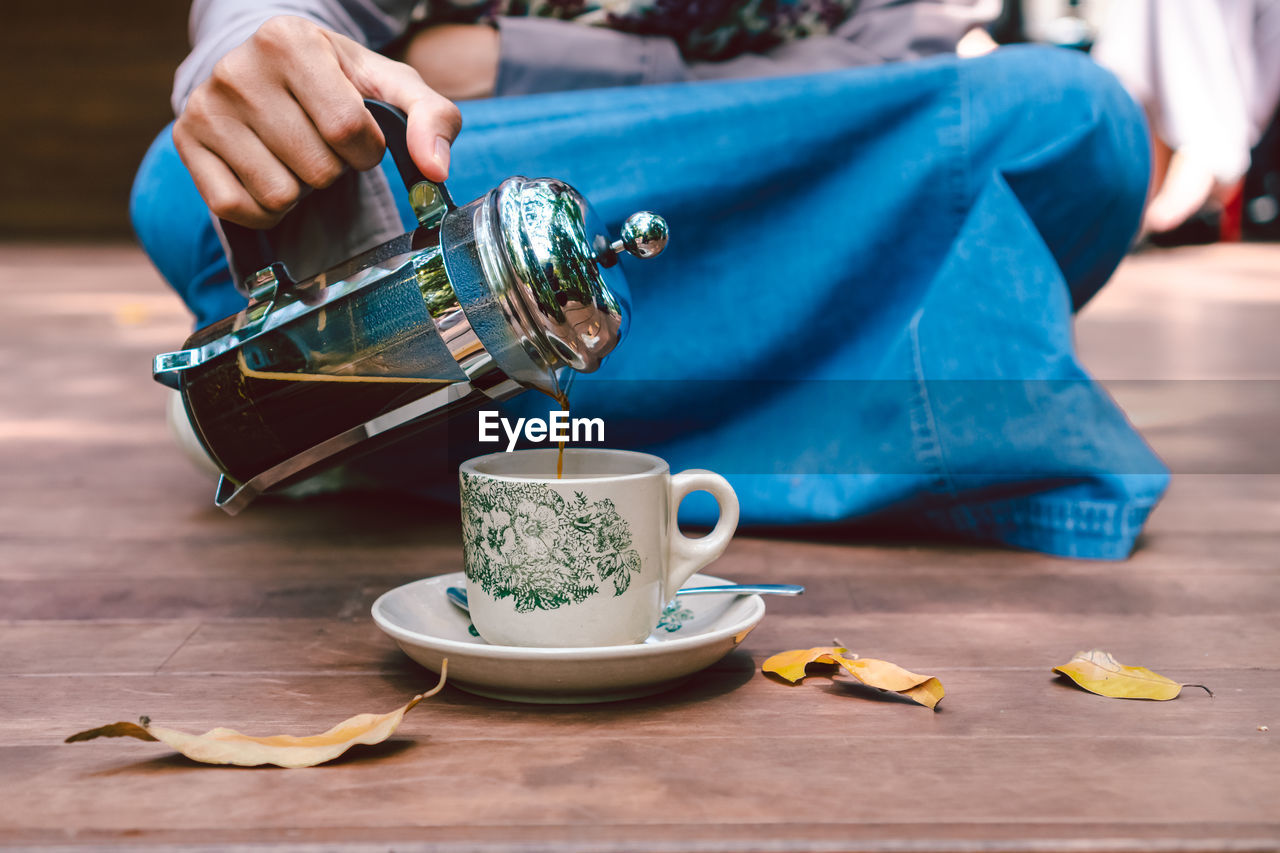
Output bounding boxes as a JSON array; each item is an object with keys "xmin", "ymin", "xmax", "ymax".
[{"xmin": 325, "ymin": 31, "xmax": 463, "ymax": 183}]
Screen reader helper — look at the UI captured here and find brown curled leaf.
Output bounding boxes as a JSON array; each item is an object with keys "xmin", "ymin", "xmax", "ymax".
[
  {"xmin": 64, "ymin": 720, "xmax": 157, "ymax": 743},
  {"xmin": 65, "ymin": 660, "xmax": 448, "ymax": 767},
  {"xmin": 763, "ymin": 647, "xmax": 944, "ymax": 709},
  {"xmin": 1053, "ymin": 650, "xmax": 1211, "ymax": 701}
]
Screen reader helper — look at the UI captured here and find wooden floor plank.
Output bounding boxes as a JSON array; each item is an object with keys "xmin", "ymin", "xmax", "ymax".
[
  {"xmin": 3, "ymin": 737, "xmax": 1274, "ymax": 832},
  {"xmin": 1, "ymin": 667, "xmax": 1268, "ymax": 744},
  {"xmin": 1076, "ymin": 244, "xmax": 1280, "ymax": 381},
  {"xmin": 5, "ymin": 823, "xmax": 1279, "ymax": 853},
  {"xmin": 153, "ymin": 613, "xmax": 1280, "ymax": 674},
  {"xmin": 0, "ymin": 621, "xmax": 200, "ymax": 675},
  {"xmin": 3, "ymin": 560, "xmax": 1274, "ymax": 620},
  {"xmin": 4, "ymin": 612, "xmax": 1275, "ymax": 676}
]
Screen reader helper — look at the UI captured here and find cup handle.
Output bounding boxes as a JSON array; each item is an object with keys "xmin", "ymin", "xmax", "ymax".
[{"xmin": 666, "ymin": 470, "xmax": 740, "ymax": 594}]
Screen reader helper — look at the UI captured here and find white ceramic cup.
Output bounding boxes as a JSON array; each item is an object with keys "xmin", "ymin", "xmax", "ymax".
[{"xmin": 458, "ymin": 448, "xmax": 739, "ymax": 647}]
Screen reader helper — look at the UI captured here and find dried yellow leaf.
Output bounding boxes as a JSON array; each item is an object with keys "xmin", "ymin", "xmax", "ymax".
[
  {"xmin": 1053, "ymin": 650, "xmax": 1211, "ymax": 701},
  {"xmin": 833, "ymin": 656, "xmax": 946, "ymax": 710},
  {"xmin": 763, "ymin": 647, "xmax": 944, "ymax": 709},
  {"xmin": 761, "ymin": 646, "xmax": 846, "ymax": 682},
  {"xmin": 66, "ymin": 661, "xmax": 448, "ymax": 767}
]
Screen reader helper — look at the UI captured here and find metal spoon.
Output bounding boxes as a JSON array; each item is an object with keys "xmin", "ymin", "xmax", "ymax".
[{"xmin": 446, "ymin": 583, "xmax": 803, "ymax": 613}]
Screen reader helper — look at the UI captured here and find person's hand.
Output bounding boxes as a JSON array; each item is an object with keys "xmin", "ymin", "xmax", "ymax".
[
  {"xmin": 174, "ymin": 15, "xmax": 463, "ymax": 229},
  {"xmin": 401, "ymin": 24, "xmax": 500, "ymax": 102},
  {"xmin": 1143, "ymin": 148, "xmax": 1236, "ymax": 235}
]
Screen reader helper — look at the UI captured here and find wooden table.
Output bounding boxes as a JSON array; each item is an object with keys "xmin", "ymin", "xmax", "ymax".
[{"xmin": 2, "ymin": 245, "xmax": 1277, "ymax": 851}]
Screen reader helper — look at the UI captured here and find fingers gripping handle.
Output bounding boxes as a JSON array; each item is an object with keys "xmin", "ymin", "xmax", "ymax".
[
  {"xmin": 363, "ymin": 100, "xmax": 444, "ymax": 196},
  {"xmin": 219, "ymin": 99, "xmax": 453, "ymax": 289},
  {"xmin": 666, "ymin": 470, "xmax": 740, "ymax": 595}
]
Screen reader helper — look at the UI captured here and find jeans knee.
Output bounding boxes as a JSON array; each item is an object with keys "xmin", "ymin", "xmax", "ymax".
[
  {"xmin": 963, "ymin": 46, "xmax": 1150, "ymax": 306},
  {"xmin": 129, "ymin": 124, "xmax": 176, "ymax": 256},
  {"xmin": 966, "ymin": 45, "xmax": 1150, "ymax": 213},
  {"xmin": 1044, "ymin": 48, "xmax": 1150, "ymax": 217},
  {"xmin": 130, "ymin": 123, "xmax": 216, "ymax": 275}
]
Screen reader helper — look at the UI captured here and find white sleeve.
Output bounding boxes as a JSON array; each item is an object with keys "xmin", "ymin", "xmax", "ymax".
[{"xmin": 1094, "ymin": 0, "xmax": 1280, "ymax": 184}]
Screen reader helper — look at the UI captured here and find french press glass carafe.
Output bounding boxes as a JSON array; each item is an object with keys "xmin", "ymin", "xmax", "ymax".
[{"xmin": 153, "ymin": 100, "xmax": 668, "ymax": 514}]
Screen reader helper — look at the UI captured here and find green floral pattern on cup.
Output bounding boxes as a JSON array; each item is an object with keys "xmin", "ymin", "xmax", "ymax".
[
  {"xmin": 461, "ymin": 474, "xmax": 642, "ymax": 613},
  {"xmin": 655, "ymin": 601, "xmax": 695, "ymax": 633}
]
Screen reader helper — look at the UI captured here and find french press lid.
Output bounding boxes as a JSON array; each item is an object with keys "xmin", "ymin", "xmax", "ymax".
[{"xmin": 481, "ymin": 176, "xmax": 669, "ymax": 374}]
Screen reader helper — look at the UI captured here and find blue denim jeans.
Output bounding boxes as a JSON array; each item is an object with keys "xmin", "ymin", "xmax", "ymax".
[{"xmin": 132, "ymin": 46, "xmax": 1169, "ymax": 559}]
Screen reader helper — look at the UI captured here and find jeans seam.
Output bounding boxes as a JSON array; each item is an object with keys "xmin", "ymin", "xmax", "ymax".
[
  {"xmin": 907, "ymin": 59, "xmax": 970, "ymax": 504},
  {"xmin": 908, "ymin": 322, "xmax": 954, "ymax": 498},
  {"xmin": 920, "ymin": 495, "xmax": 1160, "ymax": 550},
  {"xmin": 960, "ymin": 494, "xmax": 1160, "ymax": 537}
]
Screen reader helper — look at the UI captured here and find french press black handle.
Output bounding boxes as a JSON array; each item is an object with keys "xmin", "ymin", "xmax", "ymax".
[{"xmin": 218, "ymin": 98, "xmax": 452, "ymax": 289}]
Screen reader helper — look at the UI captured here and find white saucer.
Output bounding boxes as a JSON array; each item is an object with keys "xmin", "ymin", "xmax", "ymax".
[{"xmin": 371, "ymin": 571, "xmax": 765, "ymax": 704}]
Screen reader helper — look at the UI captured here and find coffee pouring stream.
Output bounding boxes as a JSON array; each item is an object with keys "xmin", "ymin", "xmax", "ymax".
[{"xmin": 152, "ymin": 100, "xmax": 668, "ymax": 515}]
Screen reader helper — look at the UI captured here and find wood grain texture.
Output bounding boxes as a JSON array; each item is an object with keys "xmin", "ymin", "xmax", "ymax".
[
  {"xmin": 2, "ymin": 737, "xmax": 1273, "ymax": 830},
  {"xmin": 0, "ymin": 666, "xmax": 1265, "ymax": 743},
  {"xmin": 0, "ymin": 244, "xmax": 1277, "ymax": 850}
]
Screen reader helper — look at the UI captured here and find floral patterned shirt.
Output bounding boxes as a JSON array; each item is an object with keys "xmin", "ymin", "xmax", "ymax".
[{"xmin": 427, "ymin": 0, "xmax": 862, "ymax": 61}]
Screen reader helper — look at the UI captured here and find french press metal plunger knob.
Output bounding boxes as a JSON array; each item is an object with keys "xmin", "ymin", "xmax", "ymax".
[
  {"xmin": 616, "ymin": 212, "xmax": 669, "ymax": 259},
  {"xmin": 599, "ymin": 211, "xmax": 669, "ymax": 267}
]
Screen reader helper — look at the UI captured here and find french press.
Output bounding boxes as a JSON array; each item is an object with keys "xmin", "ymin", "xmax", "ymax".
[{"xmin": 153, "ymin": 100, "xmax": 668, "ymax": 515}]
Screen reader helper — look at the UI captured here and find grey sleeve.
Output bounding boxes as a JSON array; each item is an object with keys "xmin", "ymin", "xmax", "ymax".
[
  {"xmin": 493, "ymin": 0, "xmax": 1000, "ymax": 96},
  {"xmin": 495, "ymin": 16, "xmax": 692, "ymax": 95}
]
